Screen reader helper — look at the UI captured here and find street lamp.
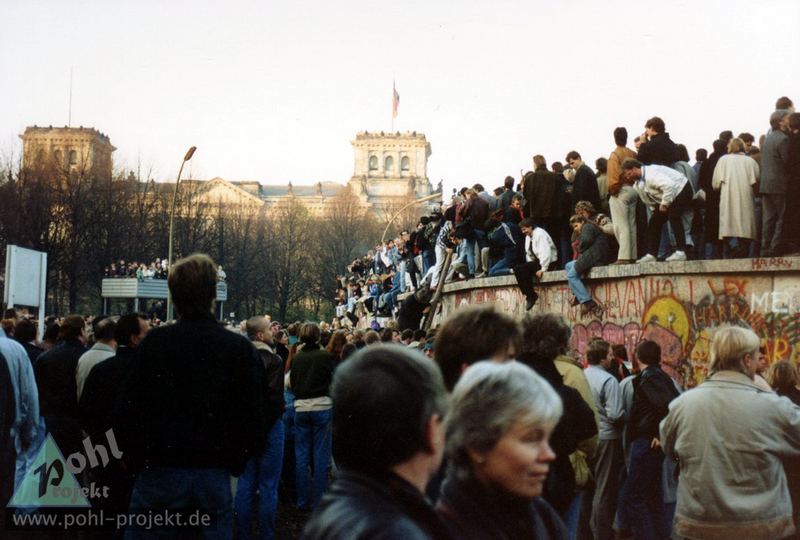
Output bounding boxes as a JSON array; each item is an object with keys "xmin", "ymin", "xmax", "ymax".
[{"xmin": 166, "ymin": 146, "xmax": 197, "ymax": 321}]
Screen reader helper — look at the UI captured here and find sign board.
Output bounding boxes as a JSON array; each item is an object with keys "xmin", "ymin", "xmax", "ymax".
[
  {"xmin": 4, "ymin": 245, "xmax": 47, "ymax": 340},
  {"xmin": 4, "ymin": 245, "xmax": 47, "ymax": 307}
]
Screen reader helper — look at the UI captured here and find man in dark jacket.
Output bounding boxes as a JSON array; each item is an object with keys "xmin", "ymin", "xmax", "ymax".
[
  {"xmin": 636, "ymin": 116, "xmax": 678, "ymax": 166},
  {"xmin": 524, "ymin": 156, "xmax": 568, "ymax": 262},
  {"xmin": 624, "ymin": 340, "xmax": 680, "ymax": 540},
  {"xmin": 235, "ymin": 316, "xmax": 286, "ymax": 540},
  {"xmin": 566, "ymin": 151, "xmax": 601, "ymax": 211},
  {"xmin": 34, "ymin": 314, "xmax": 87, "ymax": 458},
  {"xmin": 397, "ymin": 287, "xmax": 433, "ymax": 331},
  {"xmin": 301, "ymin": 345, "xmax": 453, "ymax": 540},
  {"xmin": 115, "ymin": 254, "xmax": 267, "ymax": 538},
  {"xmin": 79, "ymin": 312, "xmax": 149, "ymax": 518}
]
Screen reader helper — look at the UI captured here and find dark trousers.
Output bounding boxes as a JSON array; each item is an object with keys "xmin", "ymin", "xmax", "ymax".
[
  {"xmin": 513, "ymin": 260, "xmax": 543, "ymax": 299},
  {"xmin": 646, "ymin": 182, "xmax": 693, "ymax": 256},
  {"xmin": 625, "ymin": 438, "xmax": 666, "ymax": 540}
]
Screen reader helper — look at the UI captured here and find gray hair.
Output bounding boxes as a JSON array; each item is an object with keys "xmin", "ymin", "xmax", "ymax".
[
  {"xmin": 446, "ymin": 361, "xmax": 562, "ymax": 480},
  {"xmin": 770, "ymin": 109, "xmax": 790, "ymax": 130}
]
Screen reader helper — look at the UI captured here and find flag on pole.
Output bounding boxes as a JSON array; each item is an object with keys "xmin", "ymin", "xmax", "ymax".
[{"xmin": 392, "ymin": 81, "xmax": 400, "ymax": 119}]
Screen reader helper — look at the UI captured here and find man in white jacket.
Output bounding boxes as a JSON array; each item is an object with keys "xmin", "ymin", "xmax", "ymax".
[
  {"xmin": 512, "ymin": 218, "xmax": 557, "ymax": 310},
  {"xmin": 622, "ymin": 158, "xmax": 694, "ymax": 263}
]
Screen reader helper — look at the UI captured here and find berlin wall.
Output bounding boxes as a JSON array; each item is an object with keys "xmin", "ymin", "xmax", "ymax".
[{"xmin": 436, "ymin": 256, "xmax": 800, "ymax": 388}]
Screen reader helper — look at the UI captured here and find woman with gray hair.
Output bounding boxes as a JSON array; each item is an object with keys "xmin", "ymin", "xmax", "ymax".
[
  {"xmin": 661, "ymin": 325, "xmax": 800, "ymax": 539},
  {"xmin": 436, "ymin": 361, "xmax": 568, "ymax": 539}
]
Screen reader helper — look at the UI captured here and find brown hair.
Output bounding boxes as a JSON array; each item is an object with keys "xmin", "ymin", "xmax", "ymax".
[
  {"xmin": 326, "ymin": 330, "xmax": 348, "ymax": 359},
  {"xmin": 168, "ymin": 253, "xmax": 217, "ymax": 318},
  {"xmin": 59, "ymin": 314, "xmax": 86, "ymax": 341},
  {"xmin": 768, "ymin": 360, "xmax": 798, "ymax": 392},
  {"xmin": 434, "ymin": 305, "xmax": 520, "ymax": 391}
]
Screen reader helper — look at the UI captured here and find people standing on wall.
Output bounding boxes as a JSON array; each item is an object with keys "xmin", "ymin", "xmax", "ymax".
[
  {"xmin": 760, "ymin": 109, "xmax": 792, "ymax": 256},
  {"xmin": 566, "ymin": 151, "xmax": 601, "ymax": 212},
  {"xmin": 622, "ymin": 159, "xmax": 693, "ymax": 263},
  {"xmin": 698, "ymin": 139, "xmax": 728, "ymax": 259},
  {"xmin": 782, "ymin": 112, "xmax": 800, "ymax": 254},
  {"xmin": 636, "ymin": 116, "xmax": 678, "ymax": 166},
  {"xmin": 608, "ymin": 128, "xmax": 639, "ymax": 264},
  {"xmin": 712, "ymin": 137, "xmax": 760, "ymax": 258}
]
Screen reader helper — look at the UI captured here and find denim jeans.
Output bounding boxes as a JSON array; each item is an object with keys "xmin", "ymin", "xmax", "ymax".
[
  {"xmin": 235, "ymin": 421, "xmax": 285, "ymax": 540},
  {"xmin": 125, "ymin": 466, "xmax": 233, "ymax": 540},
  {"xmin": 624, "ymin": 438, "xmax": 665, "ymax": 540},
  {"xmin": 463, "ymin": 238, "xmax": 476, "ymax": 275},
  {"xmin": 565, "ymin": 261, "xmax": 591, "ymax": 304},
  {"xmin": 280, "ymin": 390, "xmax": 296, "ymax": 505},
  {"xmin": 488, "ymin": 257, "xmax": 511, "ymax": 276},
  {"xmin": 294, "ymin": 409, "xmax": 332, "ymax": 509},
  {"xmin": 564, "ymin": 490, "xmax": 584, "ymax": 540}
]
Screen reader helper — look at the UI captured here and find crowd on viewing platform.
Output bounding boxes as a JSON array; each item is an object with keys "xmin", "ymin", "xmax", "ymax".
[
  {"xmin": 104, "ymin": 257, "xmax": 227, "ymax": 281},
  {"xmin": 336, "ymin": 98, "xmax": 800, "ymax": 323},
  {"xmin": 104, "ymin": 258, "xmax": 169, "ymax": 279}
]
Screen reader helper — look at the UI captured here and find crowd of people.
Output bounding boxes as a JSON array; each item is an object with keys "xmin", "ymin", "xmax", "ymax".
[
  {"xmin": 3, "ymin": 251, "xmax": 800, "ymax": 540},
  {"xmin": 103, "ymin": 257, "xmax": 228, "ymax": 282},
  {"xmin": 104, "ymin": 258, "xmax": 169, "ymax": 279},
  {"xmin": 3, "ymin": 97, "xmax": 800, "ymax": 539},
  {"xmin": 337, "ymin": 97, "xmax": 800, "ymax": 320}
]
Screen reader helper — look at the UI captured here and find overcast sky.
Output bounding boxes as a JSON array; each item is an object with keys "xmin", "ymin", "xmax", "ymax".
[{"xmin": 2, "ymin": 0, "xmax": 799, "ymax": 196}]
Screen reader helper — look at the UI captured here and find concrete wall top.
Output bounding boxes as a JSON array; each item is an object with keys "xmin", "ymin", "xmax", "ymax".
[{"xmin": 436, "ymin": 256, "xmax": 800, "ymax": 389}]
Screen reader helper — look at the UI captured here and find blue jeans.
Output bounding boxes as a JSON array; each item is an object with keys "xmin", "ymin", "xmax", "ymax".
[
  {"xmin": 564, "ymin": 490, "xmax": 584, "ymax": 540},
  {"xmin": 489, "ymin": 257, "xmax": 511, "ymax": 276},
  {"xmin": 625, "ymin": 438, "xmax": 665, "ymax": 540},
  {"xmin": 294, "ymin": 409, "xmax": 332, "ymax": 509},
  {"xmin": 463, "ymin": 238, "xmax": 476, "ymax": 275},
  {"xmin": 565, "ymin": 261, "xmax": 591, "ymax": 304},
  {"xmin": 125, "ymin": 466, "xmax": 232, "ymax": 540},
  {"xmin": 235, "ymin": 421, "xmax": 285, "ymax": 540}
]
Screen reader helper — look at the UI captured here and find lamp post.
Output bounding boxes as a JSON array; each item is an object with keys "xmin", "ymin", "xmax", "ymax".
[
  {"xmin": 166, "ymin": 146, "xmax": 196, "ymax": 321},
  {"xmin": 380, "ymin": 191, "xmax": 442, "ymax": 244}
]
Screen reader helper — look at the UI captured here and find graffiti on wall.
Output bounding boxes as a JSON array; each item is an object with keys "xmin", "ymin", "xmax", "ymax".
[{"xmin": 448, "ymin": 272, "xmax": 800, "ymax": 388}]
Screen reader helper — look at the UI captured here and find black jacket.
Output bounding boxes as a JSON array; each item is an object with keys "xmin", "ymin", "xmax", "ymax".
[
  {"xmin": 571, "ymin": 164, "xmax": 601, "ymax": 210},
  {"xmin": 113, "ymin": 314, "xmax": 267, "ymax": 476},
  {"xmin": 253, "ymin": 341, "xmax": 285, "ymax": 429},
  {"xmin": 519, "ymin": 354, "xmax": 598, "ymax": 515},
  {"xmin": 398, "ymin": 293, "xmax": 429, "ymax": 331},
  {"xmin": 80, "ymin": 345, "xmax": 137, "ymax": 443},
  {"xmin": 290, "ymin": 344, "xmax": 335, "ymax": 400},
  {"xmin": 574, "ymin": 222, "xmax": 613, "ymax": 275},
  {"xmin": 437, "ymin": 474, "xmax": 567, "ymax": 540},
  {"xmin": 34, "ymin": 339, "xmax": 87, "ymax": 456},
  {"xmin": 628, "ymin": 365, "xmax": 680, "ymax": 441},
  {"xmin": 524, "ymin": 168, "xmax": 564, "ymax": 220},
  {"xmin": 637, "ymin": 133, "xmax": 678, "ymax": 166},
  {"xmin": 301, "ymin": 469, "xmax": 453, "ymax": 540}
]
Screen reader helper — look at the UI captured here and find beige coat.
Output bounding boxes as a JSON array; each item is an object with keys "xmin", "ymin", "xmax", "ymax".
[
  {"xmin": 660, "ymin": 371, "xmax": 800, "ymax": 540},
  {"xmin": 712, "ymin": 153, "xmax": 759, "ymax": 240}
]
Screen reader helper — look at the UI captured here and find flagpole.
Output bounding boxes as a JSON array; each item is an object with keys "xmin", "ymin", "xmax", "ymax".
[{"xmin": 391, "ymin": 79, "xmax": 395, "ymax": 132}]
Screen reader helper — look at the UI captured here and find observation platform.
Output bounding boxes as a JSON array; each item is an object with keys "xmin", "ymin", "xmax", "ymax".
[
  {"xmin": 101, "ymin": 278, "xmax": 228, "ymax": 313},
  {"xmin": 433, "ymin": 256, "xmax": 800, "ymax": 389}
]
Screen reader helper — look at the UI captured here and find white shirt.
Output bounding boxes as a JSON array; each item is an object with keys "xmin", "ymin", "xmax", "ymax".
[
  {"xmin": 75, "ymin": 342, "xmax": 116, "ymax": 400},
  {"xmin": 635, "ymin": 164, "xmax": 689, "ymax": 207},
  {"xmin": 525, "ymin": 227, "xmax": 557, "ymax": 269}
]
